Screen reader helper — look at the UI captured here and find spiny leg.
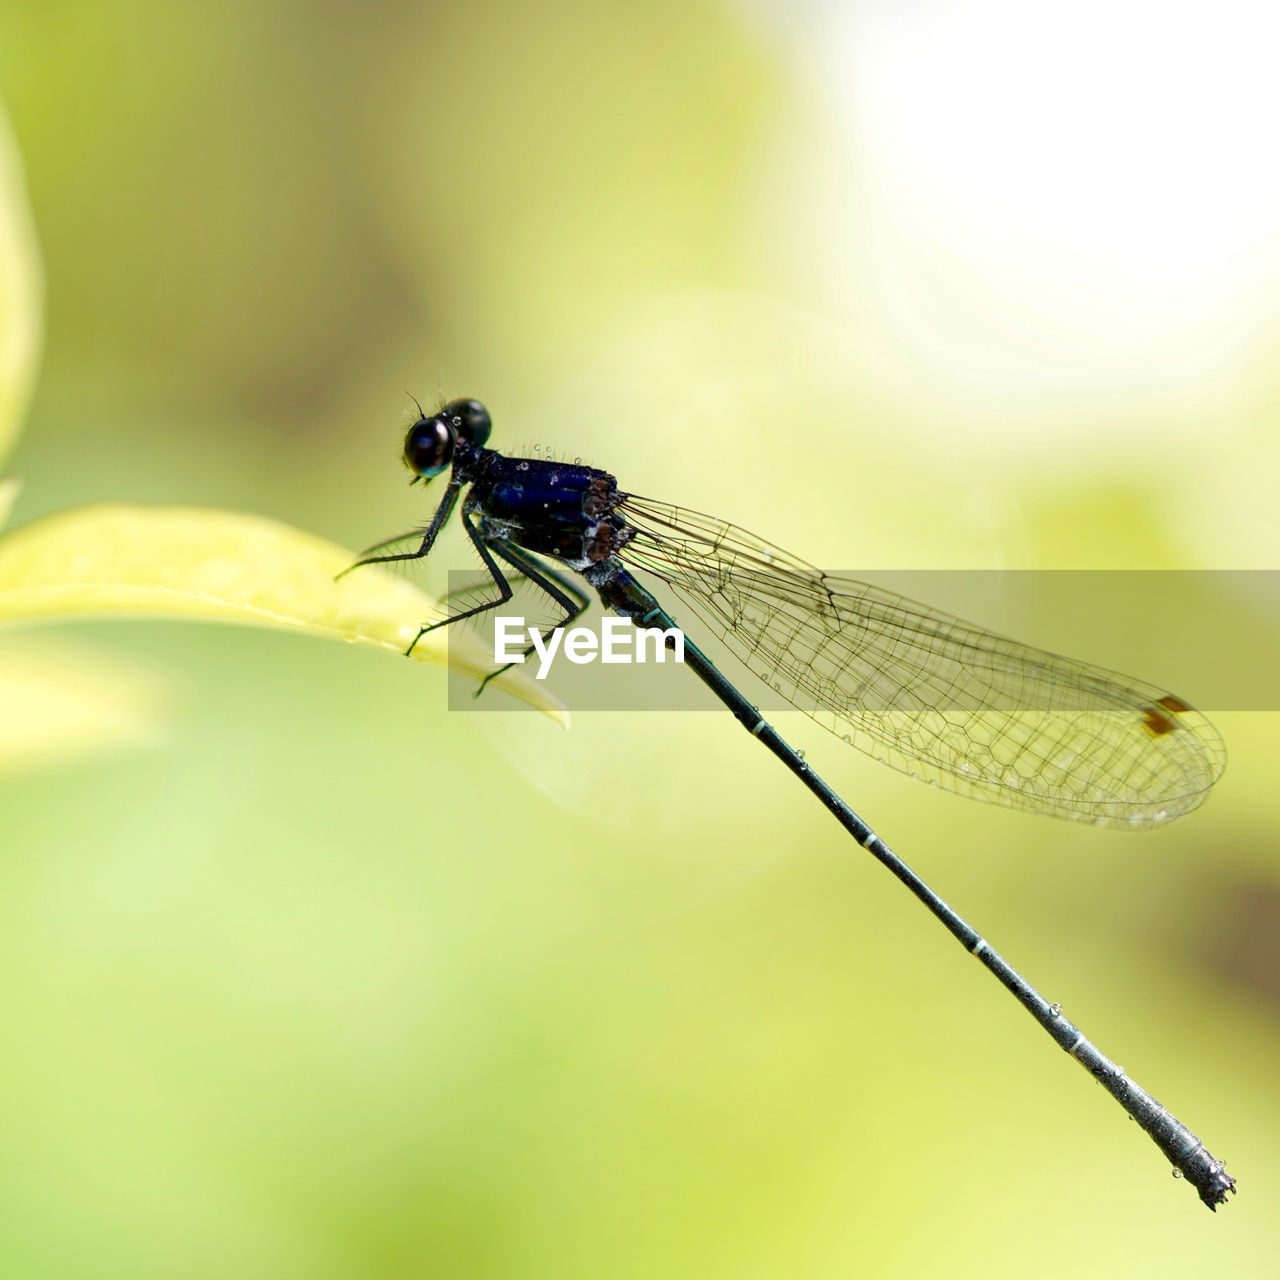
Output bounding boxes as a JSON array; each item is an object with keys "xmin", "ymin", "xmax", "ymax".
[
  {"xmin": 403, "ymin": 510, "xmax": 516, "ymax": 657},
  {"xmin": 334, "ymin": 481, "xmax": 462, "ymax": 581},
  {"xmin": 438, "ymin": 570, "xmax": 533, "ymax": 612},
  {"xmin": 474, "ymin": 541, "xmax": 591, "ymax": 698}
]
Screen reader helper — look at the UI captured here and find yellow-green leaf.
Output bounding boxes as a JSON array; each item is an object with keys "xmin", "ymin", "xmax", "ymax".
[
  {"xmin": 0, "ymin": 502, "xmax": 566, "ymax": 721},
  {"xmin": 0, "ymin": 101, "xmax": 42, "ymax": 467}
]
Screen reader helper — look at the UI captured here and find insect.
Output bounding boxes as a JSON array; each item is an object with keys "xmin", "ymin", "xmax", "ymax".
[{"xmin": 346, "ymin": 397, "xmax": 1233, "ymax": 1208}]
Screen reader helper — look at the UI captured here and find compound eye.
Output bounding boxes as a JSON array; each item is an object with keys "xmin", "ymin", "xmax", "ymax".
[
  {"xmin": 443, "ymin": 398, "xmax": 491, "ymax": 447},
  {"xmin": 403, "ymin": 416, "xmax": 455, "ymax": 478}
]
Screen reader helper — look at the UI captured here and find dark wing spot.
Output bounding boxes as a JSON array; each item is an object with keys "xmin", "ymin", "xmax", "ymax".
[
  {"xmin": 1156, "ymin": 693, "xmax": 1193, "ymax": 715},
  {"xmin": 1143, "ymin": 706, "xmax": 1179, "ymax": 738}
]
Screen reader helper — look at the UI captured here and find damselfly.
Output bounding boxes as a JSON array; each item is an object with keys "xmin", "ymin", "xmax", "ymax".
[{"xmin": 346, "ymin": 397, "xmax": 1233, "ymax": 1209}]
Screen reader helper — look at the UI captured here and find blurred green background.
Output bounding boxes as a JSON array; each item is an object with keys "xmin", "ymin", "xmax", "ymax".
[{"xmin": 1, "ymin": 2, "xmax": 1278, "ymax": 1276}]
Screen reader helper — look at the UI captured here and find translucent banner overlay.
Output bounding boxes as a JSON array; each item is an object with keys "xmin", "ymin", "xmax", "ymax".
[{"xmin": 445, "ymin": 570, "xmax": 1280, "ymax": 712}]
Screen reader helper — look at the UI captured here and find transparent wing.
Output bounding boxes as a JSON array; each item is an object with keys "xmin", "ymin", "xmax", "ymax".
[{"xmin": 617, "ymin": 495, "xmax": 1226, "ymax": 827}]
